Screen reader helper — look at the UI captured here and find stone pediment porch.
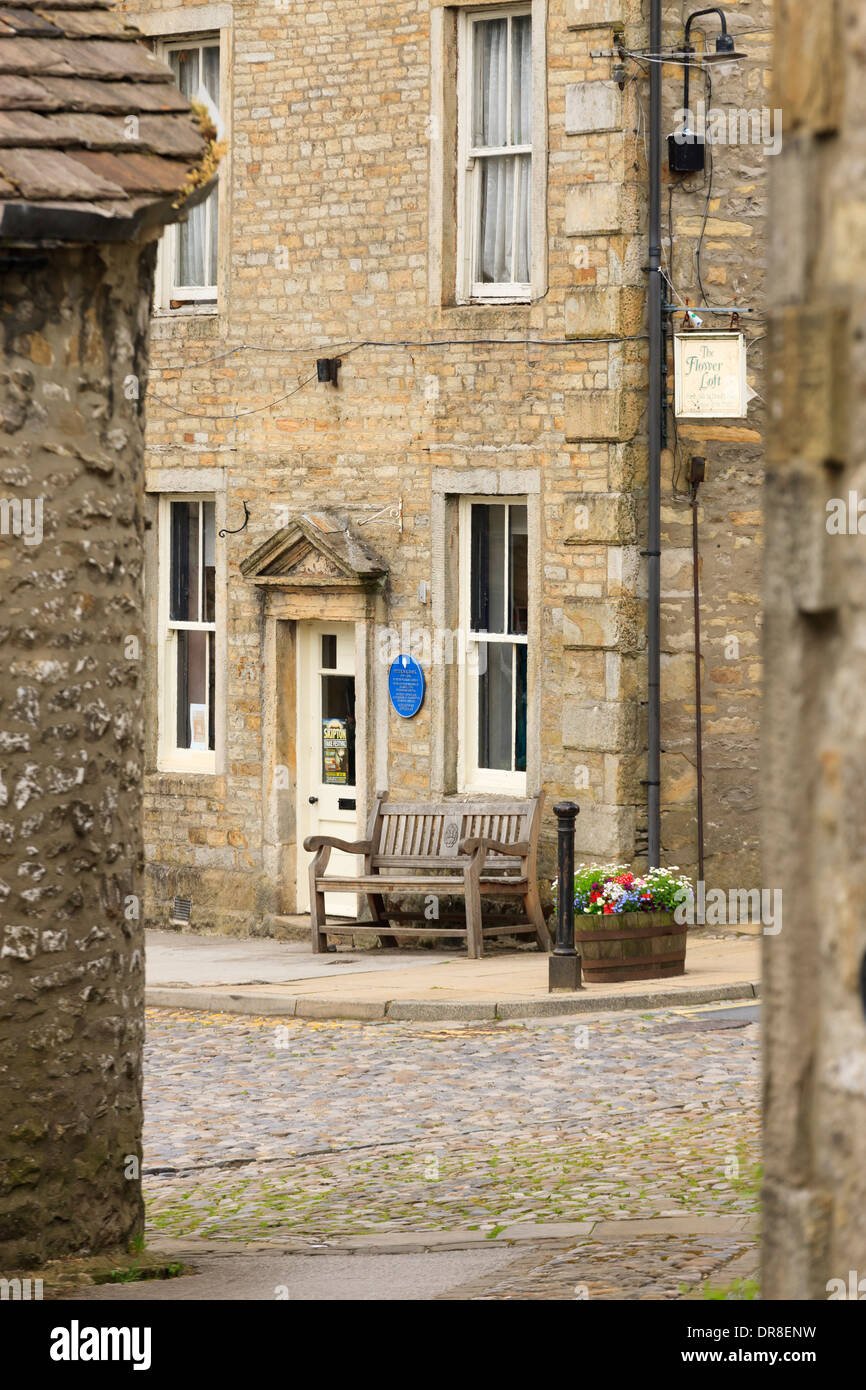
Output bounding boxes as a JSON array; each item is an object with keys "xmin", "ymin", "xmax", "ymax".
[{"xmin": 240, "ymin": 510, "xmax": 388, "ymax": 597}]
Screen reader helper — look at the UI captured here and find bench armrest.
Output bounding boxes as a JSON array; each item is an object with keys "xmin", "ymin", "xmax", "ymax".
[
  {"xmin": 304, "ymin": 835, "xmax": 371, "ymax": 855},
  {"xmin": 459, "ymin": 837, "xmax": 531, "ymax": 859}
]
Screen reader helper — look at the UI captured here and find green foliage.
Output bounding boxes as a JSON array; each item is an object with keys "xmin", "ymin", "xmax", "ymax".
[
  {"xmin": 94, "ymin": 1261, "xmax": 187, "ymax": 1285},
  {"xmin": 702, "ymin": 1276, "xmax": 760, "ymax": 1301}
]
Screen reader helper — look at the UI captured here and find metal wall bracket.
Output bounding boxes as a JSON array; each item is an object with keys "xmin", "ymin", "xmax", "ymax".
[
  {"xmin": 358, "ymin": 497, "xmax": 403, "ymax": 534},
  {"xmin": 218, "ymin": 500, "xmax": 250, "ymax": 538}
]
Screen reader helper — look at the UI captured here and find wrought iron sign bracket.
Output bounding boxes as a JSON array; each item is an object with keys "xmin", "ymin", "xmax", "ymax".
[
  {"xmin": 358, "ymin": 497, "xmax": 403, "ymax": 534},
  {"xmin": 218, "ymin": 500, "xmax": 250, "ymax": 539}
]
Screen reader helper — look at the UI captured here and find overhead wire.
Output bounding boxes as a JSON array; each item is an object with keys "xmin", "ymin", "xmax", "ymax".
[
  {"xmin": 147, "ymin": 333, "xmax": 650, "ymax": 422},
  {"xmin": 150, "ymin": 39, "xmax": 762, "ymax": 426}
]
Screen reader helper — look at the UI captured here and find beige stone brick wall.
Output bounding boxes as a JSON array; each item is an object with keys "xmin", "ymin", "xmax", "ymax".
[{"xmin": 125, "ymin": 0, "xmax": 770, "ymax": 932}]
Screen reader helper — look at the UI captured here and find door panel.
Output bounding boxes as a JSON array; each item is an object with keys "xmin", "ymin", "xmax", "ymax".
[{"xmin": 297, "ymin": 623, "xmax": 359, "ymax": 917}]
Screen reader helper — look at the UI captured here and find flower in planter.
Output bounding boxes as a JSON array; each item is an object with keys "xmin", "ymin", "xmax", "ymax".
[{"xmin": 551, "ymin": 863, "xmax": 694, "ymax": 918}]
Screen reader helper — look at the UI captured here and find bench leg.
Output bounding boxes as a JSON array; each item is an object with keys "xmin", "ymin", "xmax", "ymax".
[
  {"xmin": 367, "ymin": 892, "xmax": 398, "ymax": 950},
  {"xmin": 310, "ymin": 871, "xmax": 328, "ymax": 954},
  {"xmin": 464, "ymin": 881, "xmax": 484, "ymax": 959},
  {"xmin": 525, "ymin": 884, "xmax": 551, "ymax": 953}
]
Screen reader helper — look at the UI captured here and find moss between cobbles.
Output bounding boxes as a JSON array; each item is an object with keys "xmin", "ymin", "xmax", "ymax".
[
  {"xmin": 700, "ymin": 1276, "xmax": 760, "ymax": 1300},
  {"xmin": 144, "ymin": 1118, "xmax": 761, "ymax": 1242}
]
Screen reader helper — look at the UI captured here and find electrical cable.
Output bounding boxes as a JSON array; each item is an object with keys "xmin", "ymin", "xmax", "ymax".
[
  {"xmin": 694, "ymin": 65, "xmax": 714, "ymax": 307},
  {"xmin": 147, "ymin": 334, "xmax": 651, "ymax": 422},
  {"xmin": 151, "ymin": 333, "xmax": 650, "ymax": 375},
  {"xmin": 622, "ymin": 49, "xmax": 759, "ymax": 66},
  {"xmin": 146, "ymin": 334, "xmax": 650, "ymax": 422},
  {"xmin": 149, "ymin": 370, "xmax": 318, "ymax": 421}
]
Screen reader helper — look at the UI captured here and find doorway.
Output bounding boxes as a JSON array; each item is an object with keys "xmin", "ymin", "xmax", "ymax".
[{"xmin": 296, "ymin": 622, "xmax": 359, "ymax": 917}]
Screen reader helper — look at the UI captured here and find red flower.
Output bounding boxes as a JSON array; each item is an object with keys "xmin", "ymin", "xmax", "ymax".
[{"xmin": 603, "ymin": 905, "xmax": 614, "ymax": 915}]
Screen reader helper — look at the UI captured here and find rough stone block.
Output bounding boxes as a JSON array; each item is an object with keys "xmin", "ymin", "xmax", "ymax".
[
  {"xmin": 565, "ymin": 288, "xmax": 620, "ymax": 339},
  {"xmin": 565, "ymin": 183, "xmax": 621, "ymax": 236},
  {"xmin": 572, "ymin": 803, "xmax": 637, "ymax": 859},
  {"xmin": 661, "ymin": 751, "xmax": 698, "ymax": 805},
  {"xmin": 565, "ymin": 490, "xmax": 635, "ymax": 544},
  {"xmin": 773, "ymin": 0, "xmax": 842, "ymax": 134},
  {"xmin": 563, "ymin": 599, "xmax": 619, "ymax": 649},
  {"xmin": 605, "ymin": 751, "xmax": 646, "ymax": 805},
  {"xmin": 660, "ymin": 548, "xmax": 694, "ymax": 598},
  {"xmin": 565, "ymin": 287, "xmax": 644, "ymax": 339},
  {"xmin": 768, "ymin": 304, "xmax": 849, "ymax": 466},
  {"xmin": 765, "ymin": 467, "xmax": 842, "ymax": 615},
  {"xmin": 565, "ymin": 81, "xmax": 622, "ymax": 135},
  {"xmin": 768, "ymin": 144, "xmax": 810, "ymax": 307},
  {"xmin": 563, "ymin": 597, "xmax": 642, "ymax": 652},
  {"xmin": 562, "ymin": 699, "xmax": 637, "ymax": 751},
  {"xmin": 659, "ymin": 651, "xmax": 698, "ymax": 702},
  {"xmin": 565, "ymin": 390, "xmax": 643, "ymax": 442},
  {"xmin": 566, "ymin": 0, "xmax": 624, "ymax": 29}
]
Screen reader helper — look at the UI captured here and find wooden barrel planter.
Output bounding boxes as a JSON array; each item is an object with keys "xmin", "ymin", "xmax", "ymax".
[{"xmin": 574, "ymin": 912, "xmax": 686, "ymax": 983}]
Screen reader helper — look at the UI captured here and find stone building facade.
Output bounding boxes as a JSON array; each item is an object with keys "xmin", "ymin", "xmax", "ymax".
[
  {"xmin": 762, "ymin": 0, "xmax": 866, "ymax": 1301},
  {"xmin": 125, "ymin": 0, "xmax": 771, "ymax": 937},
  {"xmin": 0, "ymin": 3, "xmax": 211, "ymax": 1264}
]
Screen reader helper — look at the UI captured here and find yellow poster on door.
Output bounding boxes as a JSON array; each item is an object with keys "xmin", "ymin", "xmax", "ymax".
[{"xmin": 322, "ymin": 717, "xmax": 349, "ymax": 784}]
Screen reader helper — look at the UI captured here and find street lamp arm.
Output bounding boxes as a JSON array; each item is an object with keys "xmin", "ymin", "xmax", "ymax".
[
  {"xmin": 684, "ymin": 7, "xmax": 729, "ymax": 46},
  {"xmin": 681, "ymin": 8, "xmax": 729, "ymax": 126}
]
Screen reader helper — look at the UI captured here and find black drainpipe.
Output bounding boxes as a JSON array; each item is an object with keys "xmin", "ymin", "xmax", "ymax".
[
  {"xmin": 690, "ymin": 462, "xmax": 706, "ymax": 885},
  {"xmin": 647, "ymin": 0, "xmax": 662, "ymax": 868}
]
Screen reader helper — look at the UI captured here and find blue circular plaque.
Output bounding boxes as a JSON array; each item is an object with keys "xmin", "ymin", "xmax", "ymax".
[{"xmin": 388, "ymin": 654, "xmax": 425, "ymax": 718}]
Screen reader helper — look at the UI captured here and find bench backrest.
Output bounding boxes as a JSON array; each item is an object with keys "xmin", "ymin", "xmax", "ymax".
[{"xmin": 367, "ymin": 793, "xmax": 543, "ymax": 874}]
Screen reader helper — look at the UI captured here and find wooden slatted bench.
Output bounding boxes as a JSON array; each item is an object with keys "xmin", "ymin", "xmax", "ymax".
[{"xmin": 303, "ymin": 791, "xmax": 550, "ymax": 958}]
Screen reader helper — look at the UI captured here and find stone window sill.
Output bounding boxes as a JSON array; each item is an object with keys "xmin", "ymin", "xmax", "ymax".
[
  {"xmin": 436, "ymin": 302, "xmax": 536, "ymax": 331},
  {"xmin": 153, "ymin": 303, "xmax": 218, "ymax": 318},
  {"xmin": 144, "ymin": 771, "xmax": 226, "ymax": 797}
]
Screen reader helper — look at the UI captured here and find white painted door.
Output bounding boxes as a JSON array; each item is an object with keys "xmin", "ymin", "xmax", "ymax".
[{"xmin": 297, "ymin": 622, "xmax": 359, "ymax": 917}]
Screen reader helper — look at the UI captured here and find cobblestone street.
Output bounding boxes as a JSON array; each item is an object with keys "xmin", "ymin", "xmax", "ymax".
[{"xmin": 143, "ymin": 1005, "xmax": 761, "ymax": 1299}]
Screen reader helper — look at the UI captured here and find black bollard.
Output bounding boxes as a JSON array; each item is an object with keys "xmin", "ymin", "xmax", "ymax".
[{"xmin": 549, "ymin": 801, "xmax": 583, "ymax": 992}]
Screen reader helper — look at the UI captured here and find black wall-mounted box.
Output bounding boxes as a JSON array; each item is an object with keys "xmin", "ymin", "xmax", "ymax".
[{"xmin": 668, "ymin": 132, "xmax": 706, "ymax": 173}]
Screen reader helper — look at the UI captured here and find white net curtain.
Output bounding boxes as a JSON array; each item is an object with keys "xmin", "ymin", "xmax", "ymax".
[
  {"xmin": 472, "ymin": 14, "xmax": 531, "ymax": 287},
  {"xmin": 168, "ymin": 44, "xmax": 220, "ymax": 292}
]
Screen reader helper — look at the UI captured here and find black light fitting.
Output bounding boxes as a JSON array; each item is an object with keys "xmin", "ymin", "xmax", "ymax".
[
  {"xmin": 679, "ymin": 7, "xmax": 748, "ymax": 65},
  {"xmin": 316, "ymin": 357, "xmax": 341, "ymax": 386},
  {"xmin": 668, "ymin": 8, "xmax": 747, "ymax": 174},
  {"xmin": 686, "ymin": 455, "xmax": 707, "ymax": 488}
]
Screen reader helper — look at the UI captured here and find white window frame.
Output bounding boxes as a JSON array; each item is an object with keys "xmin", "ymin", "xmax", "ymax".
[
  {"xmin": 458, "ymin": 495, "xmax": 529, "ymax": 794},
  {"xmin": 457, "ymin": 4, "xmax": 533, "ymax": 304},
  {"xmin": 155, "ymin": 34, "xmax": 223, "ymax": 309},
  {"xmin": 157, "ymin": 494, "xmax": 217, "ymax": 774}
]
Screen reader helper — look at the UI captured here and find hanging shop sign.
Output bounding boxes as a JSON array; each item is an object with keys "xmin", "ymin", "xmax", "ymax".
[
  {"xmin": 674, "ymin": 331, "xmax": 748, "ymax": 419},
  {"xmin": 388, "ymin": 654, "xmax": 425, "ymax": 719},
  {"xmin": 322, "ymin": 717, "xmax": 349, "ymax": 784}
]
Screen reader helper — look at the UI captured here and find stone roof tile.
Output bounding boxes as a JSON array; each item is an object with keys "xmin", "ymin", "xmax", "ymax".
[
  {"xmin": 0, "ymin": 144, "xmax": 123, "ymax": 197},
  {"xmin": 71, "ymin": 148, "xmax": 194, "ymax": 193},
  {"xmin": 0, "ymin": 109, "xmax": 206, "ymax": 157},
  {"xmin": 0, "ymin": 73, "xmax": 190, "ymax": 112},
  {"xmin": 0, "ymin": 0, "xmax": 218, "ymax": 242}
]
